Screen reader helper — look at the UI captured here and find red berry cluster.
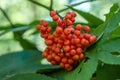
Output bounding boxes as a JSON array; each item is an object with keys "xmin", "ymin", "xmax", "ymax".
[{"xmin": 37, "ymin": 11, "xmax": 96, "ymax": 71}]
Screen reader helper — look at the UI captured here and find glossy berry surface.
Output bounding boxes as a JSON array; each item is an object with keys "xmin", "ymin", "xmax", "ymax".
[{"xmin": 37, "ymin": 10, "xmax": 97, "ymax": 71}]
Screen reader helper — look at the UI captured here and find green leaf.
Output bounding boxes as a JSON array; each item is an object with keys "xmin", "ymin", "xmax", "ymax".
[
  {"xmin": 46, "ymin": 69, "xmax": 68, "ymax": 80},
  {"xmin": 93, "ymin": 24, "xmax": 105, "ymax": 37},
  {"xmin": 92, "ymin": 3, "xmax": 120, "ymax": 37},
  {"xmin": 98, "ymin": 51, "xmax": 120, "ymax": 65},
  {"xmin": 110, "ymin": 26, "xmax": 120, "ymax": 38},
  {"xmin": 7, "ymin": 73, "xmax": 57, "ymax": 80},
  {"xmin": 100, "ymin": 38, "xmax": 120, "ymax": 52},
  {"xmin": 0, "ymin": 50, "xmax": 59, "ymax": 80},
  {"xmin": 0, "ymin": 24, "xmax": 28, "ymax": 36},
  {"xmin": 0, "ymin": 27, "xmax": 10, "ymax": 30},
  {"xmin": 105, "ymin": 3, "xmax": 119, "ymax": 20},
  {"xmin": 96, "ymin": 64, "xmax": 120, "ymax": 80},
  {"xmin": 19, "ymin": 38, "xmax": 37, "ymax": 50},
  {"xmin": 104, "ymin": 13, "xmax": 120, "ymax": 33},
  {"xmin": 65, "ymin": 58, "xmax": 98, "ymax": 80},
  {"xmin": 68, "ymin": 6, "xmax": 104, "ymax": 27}
]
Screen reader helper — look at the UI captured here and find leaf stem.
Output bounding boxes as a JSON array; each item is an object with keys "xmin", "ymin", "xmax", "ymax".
[
  {"xmin": 58, "ymin": 0, "xmax": 97, "ymax": 13},
  {"xmin": 28, "ymin": 0, "xmax": 50, "ymax": 11}
]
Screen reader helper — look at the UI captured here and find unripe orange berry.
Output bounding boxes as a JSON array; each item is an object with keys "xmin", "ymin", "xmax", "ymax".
[{"xmin": 72, "ymin": 55, "xmax": 80, "ymax": 61}]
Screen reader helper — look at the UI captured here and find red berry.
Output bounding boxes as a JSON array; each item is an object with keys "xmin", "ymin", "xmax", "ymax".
[
  {"xmin": 54, "ymin": 55, "xmax": 61, "ymax": 62},
  {"xmin": 81, "ymin": 38, "xmax": 89, "ymax": 46},
  {"xmin": 66, "ymin": 19, "xmax": 72, "ymax": 26},
  {"xmin": 45, "ymin": 39, "xmax": 53, "ymax": 46},
  {"xmin": 36, "ymin": 25, "xmax": 41, "ymax": 30},
  {"xmin": 74, "ymin": 30, "xmax": 80, "ymax": 36},
  {"xmin": 76, "ymin": 48, "xmax": 82, "ymax": 54},
  {"xmin": 40, "ymin": 20, "xmax": 48, "ymax": 27},
  {"xmin": 76, "ymin": 24, "xmax": 82, "ymax": 30},
  {"xmin": 89, "ymin": 35, "xmax": 97, "ymax": 44},
  {"xmin": 70, "ymin": 49, "xmax": 76, "ymax": 55},
  {"xmin": 56, "ymin": 27, "xmax": 63, "ymax": 33},
  {"xmin": 61, "ymin": 57, "xmax": 67, "ymax": 63},
  {"xmin": 52, "ymin": 15, "xmax": 59, "ymax": 21},
  {"xmin": 42, "ymin": 52, "xmax": 48, "ymax": 58},
  {"xmin": 68, "ymin": 59, "xmax": 74, "ymax": 64},
  {"xmin": 50, "ymin": 11, "xmax": 56, "ymax": 17},
  {"xmin": 63, "ymin": 46, "xmax": 70, "ymax": 52},
  {"xmin": 37, "ymin": 10, "xmax": 97, "ymax": 71},
  {"xmin": 65, "ymin": 14, "xmax": 72, "ymax": 19},
  {"xmin": 84, "ymin": 26, "xmax": 90, "ymax": 32}
]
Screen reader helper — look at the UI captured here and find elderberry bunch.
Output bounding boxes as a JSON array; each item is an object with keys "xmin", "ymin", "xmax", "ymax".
[{"xmin": 36, "ymin": 11, "xmax": 96, "ymax": 71}]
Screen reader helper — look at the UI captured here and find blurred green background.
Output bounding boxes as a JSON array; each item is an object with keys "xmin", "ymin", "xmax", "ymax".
[{"xmin": 0, "ymin": 0, "xmax": 120, "ymax": 55}]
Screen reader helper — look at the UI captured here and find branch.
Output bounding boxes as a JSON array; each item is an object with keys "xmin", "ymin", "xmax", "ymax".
[
  {"xmin": 50, "ymin": 0, "xmax": 53, "ymax": 10},
  {"xmin": 58, "ymin": 0, "xmax": 97, "ymax": 13},
  {"xmin": 0, "ymin": 7, "xmax": 15, "ymax": 28},
  {"xmin": 28, "ymin": 0, "xmax": 50, "ymax": 11}
]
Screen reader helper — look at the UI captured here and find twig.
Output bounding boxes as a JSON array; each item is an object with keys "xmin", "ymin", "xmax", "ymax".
[
  {"xmin": 58, "ymin": 0, "xmax": 97, "ymax": 13},
  {"xmin": 28, "ymin": 0, "xmax": 50, "ymax": 11},
  {"xmin": 0, "ymin": 7, "xmax": 15, "ymax": 28},
  {"xmin": 50, "ymin": 0, "xmax": 53, "ymax": 10}
]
